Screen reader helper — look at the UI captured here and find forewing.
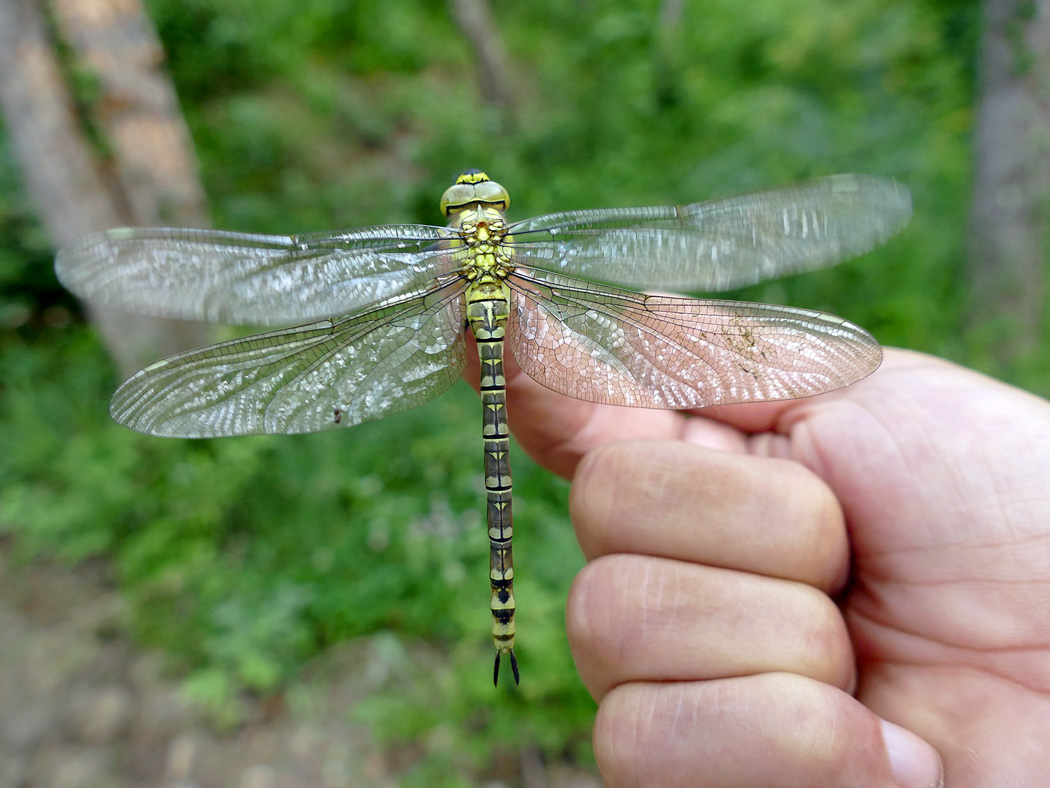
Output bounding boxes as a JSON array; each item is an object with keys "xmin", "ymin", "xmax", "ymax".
[
  {"xmin": 56, "ymin": 224, "xmax": 458, "ymax": 325},
  {"xmin": 508, "ymin": 269, "xmax": 881, "ymax": 409},
  {"xmin": 508, "ymin": 174, "xmax": 911, "ymax": 291},
  {"xmin": 111, "ymin": 283, "xmax": 468, "ymax": 437}
]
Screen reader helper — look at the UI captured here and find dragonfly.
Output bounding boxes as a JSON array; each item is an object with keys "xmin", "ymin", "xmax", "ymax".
[{"xmin": 55, "ymin": 170, "xmax": 911, "ymax": 685}]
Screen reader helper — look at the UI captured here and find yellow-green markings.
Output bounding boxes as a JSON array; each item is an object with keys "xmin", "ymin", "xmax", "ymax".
[
  {"xmin": 448, "ymin": 170, "xmax": 520, "ymax": 684},
  {"xmin": 56, "ymin": 166, "xmax": 911, "ymax": 690}
]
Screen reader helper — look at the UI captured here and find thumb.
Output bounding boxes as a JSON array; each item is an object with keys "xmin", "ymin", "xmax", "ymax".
[{"xmin": 464, "ymin": 333, "xmax": 690, "ymax": 479}]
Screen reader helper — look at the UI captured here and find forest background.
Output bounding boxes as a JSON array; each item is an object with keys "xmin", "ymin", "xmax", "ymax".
[{"xmin": 1, "ymin": 0, "xmax": 1045, "ymax": 786}]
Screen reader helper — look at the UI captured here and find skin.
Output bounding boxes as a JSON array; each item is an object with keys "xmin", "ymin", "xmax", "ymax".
[{"xmin": 467, "ymin": 346, "xmax": 1050, "ymax": 787}]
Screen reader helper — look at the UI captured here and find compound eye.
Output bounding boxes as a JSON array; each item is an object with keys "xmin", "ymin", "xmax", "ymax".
[
  {"xmin": 473, "ymin": 180, "xmax": 510, "ymax": 210},
  {"xmin": 440, "ymin": 183, "xmax": 478, "ymax": 216},
  {"xmin": 440, "ymin": 176, "xmax": 510, "ymax": 216}
]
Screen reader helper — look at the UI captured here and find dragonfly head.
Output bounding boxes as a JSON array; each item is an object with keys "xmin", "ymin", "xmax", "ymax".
[{"xmin": 441, "ymin": 170, "xmax": 510, "ymax": 216}]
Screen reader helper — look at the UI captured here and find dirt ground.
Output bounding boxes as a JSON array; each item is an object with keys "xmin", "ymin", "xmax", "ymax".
[{"xmin": 0, "ymin": 542, "xmax": 601, "ymax": 788}]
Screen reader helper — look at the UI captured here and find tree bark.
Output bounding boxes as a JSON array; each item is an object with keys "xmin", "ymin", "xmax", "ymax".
[
  {"xmin": 49, "ymin": 0, "xmax": 208, "ymax": 227},
  {"xmin": 0, "ymin": 0, "xmax": 118, "ymax": 241},
  {"xmin": 968, "ymin": 0, "xmax": 1050, "ymax": 362},
  {"xmin": 0, "ymin": 0, "xmax": 210, "ymax": 375}
]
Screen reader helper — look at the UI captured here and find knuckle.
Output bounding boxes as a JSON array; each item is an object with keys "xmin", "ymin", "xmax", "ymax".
[{"xmin": 567, "ymin": 555, "xmax": 653, "ymax": 663}]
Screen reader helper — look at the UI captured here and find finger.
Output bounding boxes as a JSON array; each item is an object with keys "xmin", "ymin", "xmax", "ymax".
[
  {"xmin": 594, "ymin": 676, "xmax": 943, "ymax": 788},
  {"xmin": 567, "ymin": 554, "xmax": 854, "ymax": 699},
  {"xmin": 688, "ymin": 347, "xmax": 945, "ymax": 439},
  {"xmin": 463, "ymin": 336, "xmax": 745, "ymax": 479},
  {"xmin": 569, "ymin": 440, "xmax": 848, "ymax": 588}
]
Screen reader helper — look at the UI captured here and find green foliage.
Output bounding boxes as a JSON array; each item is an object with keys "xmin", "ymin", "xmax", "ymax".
[
  {"xmin": 5, "ymin": 0, "xmax": 1045, "ymax": 781},
  {"xmin": 0, "ymin": 136, "xmax": 65, "ymax": 328},
  {"xmin": 0, "ymin": 328, "xmax": 590, "ymax": 764},
  {"xmin": 137, "ymin": 0, "xmax": 989, "ymax": 381}
]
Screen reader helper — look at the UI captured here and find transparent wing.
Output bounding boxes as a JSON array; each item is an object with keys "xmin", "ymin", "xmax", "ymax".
[
  {"xmin": 56, "ymin": 224, "xmax": 459, "ymax": 325},
  {"xmin": 111, "ymin": 282, "xmax": 468, "ymax": 437},
  {"xmin": 508, "ymin": 174, "xmax": 911, "ymax": 291},
  {"xmin": 508, "ymin": 268, "xmax": 881, "ymax": 409}
]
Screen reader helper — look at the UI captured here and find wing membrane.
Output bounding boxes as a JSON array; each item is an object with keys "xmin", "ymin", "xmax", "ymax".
[
  {"xmin": 508, "ymin": 268, "xmax": 881, "ymax": 409},
  {"xmin": 56, "ymin": 224, "xmax": 458, "ymax": 325},
  {"xmin": 508, "ymin": 174, "xmax": 911, "ymax": 291},
  {"xmin": 111, "ymin": 282, "xmax": 468, "ymax": 437}
]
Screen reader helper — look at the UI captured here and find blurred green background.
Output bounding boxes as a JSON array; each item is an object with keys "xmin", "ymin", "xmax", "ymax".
[{"xmin": 2, "ymin": 0, "xmax": 1035, "ymax": 783}]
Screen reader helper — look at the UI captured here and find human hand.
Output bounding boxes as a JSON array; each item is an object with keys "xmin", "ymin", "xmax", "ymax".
[{"xmin": 490, "ymin": 346, "xmax": 1050, "ymax": 788}]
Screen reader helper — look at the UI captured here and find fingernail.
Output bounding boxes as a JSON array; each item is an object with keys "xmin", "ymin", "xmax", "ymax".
[{"xmin": 880, "ymin": 719, "xmax": 943, "ymax": 788}]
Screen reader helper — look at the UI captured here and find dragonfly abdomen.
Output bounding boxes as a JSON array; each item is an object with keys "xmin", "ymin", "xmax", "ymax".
[{"xmin": 466, "ymin": 279, "xmax": 519, "ymax": 686}]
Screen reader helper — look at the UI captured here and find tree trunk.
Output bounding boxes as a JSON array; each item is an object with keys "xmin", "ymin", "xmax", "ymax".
[
  {"xmin": 968, "ymin": 0, "xmax": 1050, "ymax": 363},
  {"xmin": 448, "ymin": 0, "xmax": 518, "ymax": 125},
  {"xmin": 0, "ymin": 0, "xmax": 210, "ymax": 376}
]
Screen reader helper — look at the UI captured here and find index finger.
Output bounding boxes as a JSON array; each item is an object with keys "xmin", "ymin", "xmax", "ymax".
[{"xmin": 463, "ymin": 336, "xmax": 750, "ymax": 478}]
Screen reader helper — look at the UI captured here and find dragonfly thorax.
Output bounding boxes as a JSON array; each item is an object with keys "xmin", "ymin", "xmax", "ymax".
[
  {"xmin": 458, "ymin": 213, "xmax": 508, "ymax": 241},
  {"xmin": 450, "ymin": 206, "xmax": 514, "ymax": 281}
]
